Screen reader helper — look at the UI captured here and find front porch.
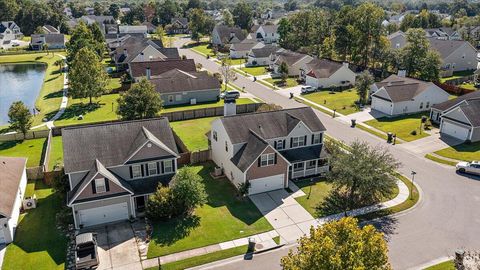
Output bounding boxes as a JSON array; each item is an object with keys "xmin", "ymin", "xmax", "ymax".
[{"xmin": 289, "ymin": 159, "xmax": 329, "ymax": 179}]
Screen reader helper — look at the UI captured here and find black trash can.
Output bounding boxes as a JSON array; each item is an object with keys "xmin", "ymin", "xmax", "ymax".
[
  {"xmin": 387, "ymin": 132, "xmax": 393, "ymax": 143},
  {"xmin": 248, "ymin": 237, "xmax": 256, "ymax": 252},
  {"xmin": 351, "ymin": 119, "xmax": 356, "ymax": 127}
]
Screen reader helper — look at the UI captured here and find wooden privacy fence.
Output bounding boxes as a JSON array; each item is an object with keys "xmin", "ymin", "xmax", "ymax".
[
  {"xmin": 0, "ymin": 129, "xmax": 50, "ymax": 142},
  {"xmin": 442, "ymin": 75, "xmax": 475, "ymax": 86},
  {"xmin": 435, "ymin": 82, "xmax": 476, "ymax": 96},
  {"xmin": 190, "ymin": 149, "xmax": 211, "ymax": 164}
]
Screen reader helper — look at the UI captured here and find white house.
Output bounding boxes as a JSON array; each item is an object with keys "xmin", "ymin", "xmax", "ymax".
[
  {"xmin": 247, "ymin": 44, "xmax": 279, "ymax": 66},
  {"xmin": 271, "ymin": 50, "xmax": 314, "ymax": 77},
  {"xmin": 211, "ymin": 25, "xmax": 246, "ymax": 47},
  {"xmin": 229, "ymin": 40, "xmax": 263, "ymax": 59},
  {"xmin": 0, "ymin": 157, "xmax": 27, "ymax": 244},
  {"xmin": 371, "ymin": 74, "xmax": 450, "ymax": 116},
  {"xmin": 0, "ymin": 21, "xmax": 23, "ymax": 49},
  {"xmin": 303, "ymin": 59, "xmax": 356, "ymax": 89},
  {"xmin": 254, "ymin": 25, "xmax": 279, "ymax": 44}
]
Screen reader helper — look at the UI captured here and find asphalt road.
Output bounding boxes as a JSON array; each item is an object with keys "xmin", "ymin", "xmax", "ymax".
[{"xmin": 176, "ymin": 38, "xmax": 480, "ymax": 270}]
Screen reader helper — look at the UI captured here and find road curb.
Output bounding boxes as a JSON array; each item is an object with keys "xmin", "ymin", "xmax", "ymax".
[
  {"xmin": 408, "ymin": 256, "xmax": 452, "ymax": 270},
  {"xmin": 253, "ymin": 243, "xmax": 285, "ymax": 254}
]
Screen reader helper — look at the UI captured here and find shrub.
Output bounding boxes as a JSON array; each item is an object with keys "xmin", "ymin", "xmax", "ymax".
[
  {"xmin": 411, "ymin": 130, "xmax": 417, "ymax": 135},
  {"xmin": 170, "ymin": 166, "xmax": 208, "ymax": 216},
  {"xmin": 237, "ymin": 181, "xmax": 251, "ymax": 197},
  {"xmin": 146, "ymin": 185, "xmax": 174, "ymax": 221}
]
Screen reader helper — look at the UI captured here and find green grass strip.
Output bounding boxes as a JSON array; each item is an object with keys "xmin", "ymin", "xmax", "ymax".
[
  {"xmin": 294, "ymin": 97, "xmax": 334, "ymax": 117},
  {"xmin": 425, "ymin": 154, "xmax": 457, "ymax": 166},
  {"xmin": 357, "ymin": 124, "xmax": 388, "ymax": 140},
  {"xmin": 424, "ymin": 260, "xmax": 454, "ymax": 270}
]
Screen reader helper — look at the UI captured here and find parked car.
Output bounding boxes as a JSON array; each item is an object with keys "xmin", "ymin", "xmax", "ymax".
[
  {"xmin": 11, "ymin": 42, "xmax": 19, "ymax": 47},
  {"xmin": 301, "ymin": 86, "xmax": 315, "ymax": 94},
  {"xmin": 75, "ymin": 233, "xmax": 99, "ymax": 270},
  {"xmin": 456, "ymin": 161, "xmax": 480, "ymax": 175},
  {"xmin": 220, "ymin": 90, "xmax": 240, "ymax": 100}
]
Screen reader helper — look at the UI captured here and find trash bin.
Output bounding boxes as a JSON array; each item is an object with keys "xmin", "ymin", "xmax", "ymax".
[
  {"xmin": 387, "ymin": 132, "xmax": 393, "ymax": 143},
  {"xmin": 351, "ymin": 119, "xmax": 356, "ymax": 127},
  {"xmin": 248, "ymin": 237, "xmax": 256, "ymax": 252}
]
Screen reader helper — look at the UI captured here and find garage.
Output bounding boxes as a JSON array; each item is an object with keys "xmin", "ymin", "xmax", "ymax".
[
  {"xmin": 371, "ymin": 97, "xmax": 392, "ymax": 115},
  {"xmin": 78, "ymin": 202, "xmax": 129, "ymax": 227},
  {"xmin": 441, "ymin": 120, "xmax": 471, "ymax": 141},
  {"xmin": 249, "ymin": 174, "xmax": 285, "ymax": 195}
]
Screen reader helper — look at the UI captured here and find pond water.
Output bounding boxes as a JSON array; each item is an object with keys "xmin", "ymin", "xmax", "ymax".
[{"xmin": 0, "ymin": 63, "xmax": 46, "ymax": 125}]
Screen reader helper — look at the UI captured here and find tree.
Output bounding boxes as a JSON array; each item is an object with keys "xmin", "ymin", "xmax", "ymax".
[
  {"xmin": 146, "ymin": 185, "xmax": 174, "ymax": 220},
  {"xmin": 8, "ymin": 101, "xmax": 32, "ymax": 136},
  {"xmin": 109, "ymin": 3, "xmax": 120, "ymax": 19},
  {"xmin": 284, "ymin": 0, "xmax": 297, "ymax": 11},
  {"xmin": 155, "ymin": 0, "xmax": 180, "ymax": 26},
  {"xmin": 66, "ymin": 22, "xmax": 103, "ymax": 62},
  {"xmin": 355, "ymin": 71, "xmax": 374, "ymax": 105},
  {"xmin": 218, "ymin": 60, "xmax": 236, "ymax": 90},
  {"xmin": 278, "ymin": 62, "xmax": 289, "ymax": 85},
  {"xmin": 233, "ymin": 1, "xmax": 253, "ymax": 30},
  {"xmin": 88, "ymin": 22, "xmax": 106, "ymax": 45},
  {"xmin": 277, "ymin": 18, "xmax": 292, "ymax": 49},
  {"xmin": 117, "ymin": 78, "xmax": 163, "ymax": 120},
  {"xmin": 54, "ymin": 59, "xmax": 64, "ymax": 72},
  {"xmin": 68, "ymin": 47, "xmax": 108, "ymax": 104},
  {"xmin": 170, "ymin": 166, "xmax": 207, "ymax": 215},
  {"xmin": 93, "ymin": 2, "xmax": 105, "ymax": 16},
  {"xmin": 323, "ymin": 140, "xmax": 399, "ymax": 213},
  {"xmin": 281, "ymin": 217, "xmax": 392, "ymax": 270},
  {"xmin": 0, "ymin": 0, "xmax": 19, "ymax": 21},
  {"xmin": 222, "ymin": 9, "xmax": 234, "ymax": 27},
  {"xmin": 188, "ymin": 8, "xmax": 215, "ymax": 42}
]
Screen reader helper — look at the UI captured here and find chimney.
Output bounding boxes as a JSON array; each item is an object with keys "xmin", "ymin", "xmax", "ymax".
[
  {"xmin": 224, "ymin": 99, "xmax": 236, "ymax": 116},
  {"xmin": 123, "ymin": 48, "xmax": 128, "ymax": 58},
  {"xmin": 146, "ymin": 67, "xmax": 151, "ymax": 80},
  {"xmin": 398, "ymin": 70, "xmax": 406, "ymax": 77}
]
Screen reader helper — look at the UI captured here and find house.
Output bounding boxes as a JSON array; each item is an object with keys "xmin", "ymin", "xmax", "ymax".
[
  {"xmin": 79, "ymin": 15, "xmax": 115, "ymax": 35},
  {"xmin": 142, "ymin": 21, "xmax": 156, "ymax": 34},
  {"xmin": 253, "ymin": 25, "xmax": 279, "ymax": 44},
  {"xmin": 424, "ymin": 28, "xmax": 461, "ymax": 40},
  {"xmin": 30, "ymin": 34, "xmax": 66, "ymax": 50},
  {"xmin": 0, "ymin": 157, "xmax": 27, "ymax": 244},
  {"xmin": 430, "ymin": 91, "xmax": 480, "ymax": 142},
  {"xmin": 247, "ymin": 44, "xmax": 280, "ymax": 66},
  {"xmin": 388, "ymin": 31, "xmax": 407, "ymax": 49},
  {"xmin": 112, "ymin": 38, "xmax": 178, "ymax": 69},
  {"xmin": 119, "ymin": 25, "xmax": 148, "ymax": 35},
  {"xmin": 0, "ymin": 21, "xmax": 22, "ymax": 49},
  {"xmin": 169, "ymin": 17, "xmax": 189, "ymax": 34},
  {"xmin": 149, "ymin": 69, "xmax": 221, "ymax": 106},
  {"xmin": 271, "ymin": 50, "xmax": 314, "ymax": 77},
  {"xmin": 229, "ymin": 40, "xmax": 263, "ymax": 59},
  {"xmin": 428, "ymin": 38, "xmax": 478, "ymax": 76},
  {"xmin": 210, "ymin": 107, "xmax": 328, "ymax": 195},
  {"xmin": 370, "ymin": 74, "xmax": 450, "ymax": 116},
  {"xmin": 211, "ymin": 25, "xmax": 246, "ymax": 47},
  {"xmin": 42, "ymin": 25, "xmax": 60, "ymax": 34},
  {"xmin": 63, "ymin": 119, "xmax": 180, "ymax": 229},
  {"xmin": 303, "ymin": 59, "xmax": 356, "ymax": 89},
  {"xmin": 128, "ymin": 58, "xmax": 196, "ymax": 81}
]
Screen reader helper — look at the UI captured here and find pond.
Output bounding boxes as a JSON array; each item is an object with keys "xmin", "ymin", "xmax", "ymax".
[{"xmin": 0, "ymin": 63, "xmax": 46, "ymax": 125}]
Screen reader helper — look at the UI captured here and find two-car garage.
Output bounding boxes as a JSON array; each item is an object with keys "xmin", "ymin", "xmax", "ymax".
[
  {"xmin": 248, "ymin": 174, "xmax": 285, "ymax": 195},
  {"xmin": 440, "ymin": 120, "xmax": 471, "ymax": 141}
]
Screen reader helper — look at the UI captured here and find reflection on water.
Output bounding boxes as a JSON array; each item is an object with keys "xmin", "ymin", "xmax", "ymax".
[{"xmin": 0, "ymin": 63, "xmax": 47, "ymax": 125}]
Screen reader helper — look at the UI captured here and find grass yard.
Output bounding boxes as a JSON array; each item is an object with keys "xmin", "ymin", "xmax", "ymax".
[
  {"xmin": 264, "ymin": 77, "xmax": 299, "ymax": 88},
  {"xmin": 0, "ymin": 52, "xmax": 65, "ymax": 126},
  {"xmin": 190, "ymin": 43, "xmax": 213, "ymax": 56},
  {"xmin": 425, "ymin": 154, "xmax": 458, "ymax": 166},
  {"xmin": 170, "ymin": 117, "xmax": 219, "ymax": 151},
  {"xmin": 424, "ymin": 260, "xmax": 454, "ymax": 270},
  {"xmin": 239, "ymin": 66, "xmax": 268, "ymax": 76},
  {"xmin": 2, "ymin": 181, "xmax": 68, "ymax": 270},
  {"xmin": 52, "ymin": 93, "xmax": 120, "ymax": 127},
  {"xmin": 434, "ymin": 141, "xmax": 480, "ymax": 162},
  {"xmin": 0, "ymin": 138, "xmax": 46, "ymax": 167},
  {"xmin": 162, "ymin": 98, "xmax": 255, "ymax": 113},
  {"xmin": 48, "ymin": 136, "xmax": 63, "ymax": 171},
  {"xmin": 364, "ymin": 112, "xmax": 430, "ymax": 142},
  {"xmin": 302, "ymin": 89, "xmax": 359, "ymax": 115},
  {"xmin": 223, "ymin": 58, "xmax": 246, "ymax": 66},
  {"xmin": 147, "ymin": 163, "xmax": 272, "ymax": 258}
]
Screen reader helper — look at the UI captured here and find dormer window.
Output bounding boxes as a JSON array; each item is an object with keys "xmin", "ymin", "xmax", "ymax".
[
  {"xmin": 95, "ymin": 178, "xmax": 106, "ymax": 193},
  {"xmin": 275, "ymin": 140, "xmax": 284, "ymax": 150}
]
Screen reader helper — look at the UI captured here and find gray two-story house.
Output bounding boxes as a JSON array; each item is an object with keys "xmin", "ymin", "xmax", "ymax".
[
  {"xmin": 210, "ymin": 107, "xmax": 328, "ymax": 195},
  {"xmin": 63, "ymin": 118, "xmax": 179, "ymax": 229}
]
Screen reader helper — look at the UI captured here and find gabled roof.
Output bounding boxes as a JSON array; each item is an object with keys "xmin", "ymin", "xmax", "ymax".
[
  {"xmin": 231, "ymin": 40, "xmax": 260, "ymax": 51},
  {"xmin": 428, "ymin": 38, "xmax": 475, "ymax": 59},
  {"xmin": 171, "ymin": 17, "xmax": 188, "ymax": 26},
  {"xmin": 372, "ymin": 75, "xmax": 438, "ymax": 102},
  {"xmin": 0, "ymin": 21, "xmax": 20, "ymax": 33},
  {"xmin": 213, "ymin": 25, "xmax": 246, "ymax": 44},
  {"xmin": 129, "ymin": 58, "xmax": 196, "ymax": 78},
  {"xmin": 459, "ymin": 99, "xmax": 480, "ymax": 127},
  {"xmin": 432, "ymin": 90, "xmax": 480, "ymax": 111},
  {"xmin": 42, "ymin": 25, "xmax": 59, "ymax": 34},
  {"xmin": 231, "ymin": 130, "xmax": 270, "ymax": 172},
  {"xmin": 62, "ymin": 118, "xmax": 178, "ymax": 173},
  {"xmin": 119, "ymin": 25, "xmax": 148, "ymax": 33},
  {"xmin": 250, "ymin": 44, "xmax": 279, "ymax": 58},
  {"xmin": 113, "ymin": 38, "xmax": 172, "ymax": 64},
  {"xmin": 274, "ymin": 50, "xmax": 311, "ymax": 67},
  {"xmin": 0, "ymin": 157, "xmax": 26, "ymax": 218},
  {"xmin": 305, "ymin": 58, "xmax": 344, "ymax": 79},
  {"xmin": 31, "ymin": 34, "xmax": 65, "ymax": 45},
  {"xmin": 258, "ymin": 24, "xmax": 278, "ymax": 34},
  {"xmin": 221, "ymin": 107, "xmax": 326, "ymax": 144},
  {"xmin": 150, "ymin": 69, "xmax": 220, "ymax": 94}
]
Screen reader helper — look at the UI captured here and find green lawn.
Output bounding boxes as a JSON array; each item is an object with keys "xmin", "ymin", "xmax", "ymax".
[
  {"xmin": 434, "ymin": 141, "xmax": 480, "ymax": 162},
  {"xmin": 2, "ymin": 181, "xmax": 68, "ymax": 270},
  {"xmin": 424, "ymin": 260, "xmax": 454, "ymax": 270},
  {"xmin": 239, "ymin": 66, "xmax": 268, "ymax": 76},
  {"xmin": 425, "ymin": 154, "xmax": 457, "ymax": 166},
  {"xmin": 0, "ymin": 138, "xmax": 46, "ymax": 167},
  {"xmin": 48, "ymin": 136, "xmax": 63, "ymax": 171},
  {"xmin": 53, "ymin": 93, "xmax": 120, "ymax": 127},
  {"xmin": 162, "ymin": 98, "xmax": 255, "ymax": 113},
  {"xmin": 365, "ymin": 112, "xmax": 430, "ymax": 142},
  {"xmin": 147, "ymin": 163, "xmax": 272, "ymax": 258},
  {"xmin": 191, "ymin": 44, "xmax": 213, "ymax": 56},
  {"xmin": 171, "ymin": 117, "xmax": 219, "ymax": 151},
  {"xmin": 224, "ymin": 58, "xmax": 246, "ymax": 66},
  {"xmin": 0, "ymin": 52, "xmax": 65, "ymax": 126},
  {"xmin": 302, "ymin": 89, "xmax": 359, "ymax": 115},
  {"xmin": 264, "ymin": 77, "xmax": 299, "ymax": 88}
]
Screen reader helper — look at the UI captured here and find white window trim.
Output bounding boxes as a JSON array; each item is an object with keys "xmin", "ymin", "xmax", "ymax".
[
  {"xmin": 260, "ymin": 153, "xmax": 275, "ymax": 167},
  {"xmin": 291, "ymin": 136, "xmax": 306, "ymax": 148},
  {"xmin": 148, "ymin": 162, "xmax": 157, "ymax": 176},
  {"xmin": 95, "ymin": 178, "xmax": 106, "ymax": 193},
  {"xmin": 132, "ymin": 164, "xmax": 142, "ymax": 179},
  {"xmin": 276, "ymin": 140, "xmax": 284, "ymax": 150},
  {"xmin": 313, "ymin": 133, "xmax": 322, "ymax": 144},
  {"xmin": 164, "ymin": 160, "xmax": 173, "ymax": 173}
]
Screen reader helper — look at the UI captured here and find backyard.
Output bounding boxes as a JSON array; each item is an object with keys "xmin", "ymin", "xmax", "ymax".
[
  {"xmin": 302, "ymin": 89, "xmax": 359, "ymax": 115},
  {"xmin": 162, "ymin": 98, "xmax": 255, "ymax": 113},
  {"xmin": 0, "ymin": 138, "xmax": 46, "ymax": 167},
  {"xmin": 170, "ymin": 117, "xmax": 219, "ymax": 151},
  {"xmin": 48, "ymin": 136, "xmax": 63, "ymax": 171},
  {"xmin": 239, "ymin": 66, "xmax": 268, "ymax": 76},
  {"xmin": 263, "ymin": 77, "xmax": 299, "ymax": 88},
  {"xmin": 147, "ymin": 163, "xmax": 272, "ymax": 258},
  {"xmin": 0, "ymin": 52, "xmax": 65, "ymax": 126},
  {"xmin": 365, "ymin": 112, "xmax": 431, "ymax": 142},
  {"xmin": 2, "ymin": 181, "xmax": 67, "ymax": 270},
  {"xmin": 434, "ymin": 141, "xmax": 480, "ymax": 162}
]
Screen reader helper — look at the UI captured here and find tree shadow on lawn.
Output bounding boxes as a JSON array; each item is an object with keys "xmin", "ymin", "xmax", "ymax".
[
  {"xmin": 361, "ymin": 214, "xmax": 398, "ymax": 241},
  {"xmin": 44, "ymin": 90, "xmax": 64, "ymax": 100},
  {"xmin": 46, "ymin": 102, "xmax": 101, "ymax": 121},
  {"xmin": 197, "ymin": 163, "xmax": 265, "ymax": 226},
  {"xmin": 150, "ymin": 215, "xmax": 201, "ymax": 247},
  {"xmin": 44, "ymin": 74, "xmax": 62, "ymax": 83}
]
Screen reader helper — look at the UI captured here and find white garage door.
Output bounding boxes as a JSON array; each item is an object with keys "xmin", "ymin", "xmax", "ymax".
[
  {"xmin": 0, "ymin": 228, "xmax": 6, "ymax": 244},
  {"xmin": 371, "ymin": 98, "xmax": 392, "ymax": 115},
  {"xmin": 79, "ymin": 202, "xmax": 128, "ymax": 227},
  {"xmin": 441, "ymin": 121, "xmax": 470, "ymax": 141},
  {"xmin": 249, "ymin": 174, "xmax": 285, "ymax": 195}
]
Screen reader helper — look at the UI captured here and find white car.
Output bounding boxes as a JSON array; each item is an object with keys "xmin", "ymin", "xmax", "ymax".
[
  {"xmin": 456, "ymin": 161, "xmax": 480, "ymax": 175},
  {"xmin": 301, "ymin": 86, "xmax": 315, "ymax": 94},
  {"xmin": 220, "ymin": 90, "xmax": 240, "ymax": 100}
]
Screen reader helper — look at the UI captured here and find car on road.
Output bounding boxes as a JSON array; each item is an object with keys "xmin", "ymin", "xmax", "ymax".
[
  {"xmin": 456, "ymin": 161, "xmax": 480, "ymax": 175},
  {"xmin": 301, "ymin": 86, "xmax": 315, "ymax": 94},
  {"xmin": 220, "ymin": 90, "xmax": 240, "ymax": 100},
  {"xmin": 75, "ymin": 233, "xmax": 99, "ymax": 270}
]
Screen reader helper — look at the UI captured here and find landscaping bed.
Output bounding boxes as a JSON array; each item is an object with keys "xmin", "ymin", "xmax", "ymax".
[
  {"xmin": 364, "ymin": 112, "xmax": 431, "ymax": 142},
  {"xmin": 434, "ymin": 141, "xmax": 480, "ymax": 162},
  {"xmin": 147, "ymin": 163, "xmax": 272, "ymax": 258},
  {"xmin": 170, "ymin": 117, "xmax": 219, "ymax": 151},
  {"xmin": 301, "ymin": 89, "xmax": 359, "ymax": 115},
  {"xmin": 0, "ymin": 138, "xmax": 47, "ymax": 167}
]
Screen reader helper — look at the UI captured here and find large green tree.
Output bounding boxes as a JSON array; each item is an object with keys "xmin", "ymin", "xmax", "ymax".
[
  {"xmin": 8, "ymin": 101, "xmax": 33, "ymax": 136},
  {"xmin": 188, "ymin": 8, "xmax": 215, "ymax": 42},
  {"xmin": 0, "ymin": 0, "xmax": 19, "ymax": 21},
  {"xmin": 68, "ymin": 47, "xmax": 108, "ymax": 104},
  {"xmin": 66, "ymin": 22, "xmax": 103, "ymax": 62},
  {"xmin": 281, "ymin": 217, "xmax": 392, "ymax": 270},
  {"xmin": 117, "ymin": 78, "xmax": 163, "ymax": 120},
  {"xmin": 232, "ymin": 1, "xmax": 253, "ymax": 30},
  {"xmin": 222, "ymin": 9, "xmax": 234, "ymax": 27},
  {"xmin": 355, "ymin": 71, "xmax": 374, "ymax": 105},
  {"xmin": 170, "ymin": 166, "xmax": 207, "ymax": 216}
]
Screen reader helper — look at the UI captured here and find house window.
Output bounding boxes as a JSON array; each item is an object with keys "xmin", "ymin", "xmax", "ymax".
[
  {"xmin": 293, "ymin": 162, "xmax": 304, "ymax": 171},
  {"xmin": 95, "ymin": 178, "xmax": 106, "ymax": 193},
  {"xmin": 176, "ymin": 95, "xmax": 182, "ymax": 101},
  {"xmin": 307, "ymin": 160, "xmax": 316, "ymax": 169},
  {"xmin": 132, "ymin": 165, "xmax": 142, "ymax": 178},
  {"xmin": 312, "ymin": 133, "xmax": 322, "ymax": 144},
  {"xmin": 164, "ymin": 160, "xmax": 173, "ymax": 173},
  {"xmin": 420, "ymin": 102, "xmax": 423, "ymax": 109},
  {"xmin": 168, "ymin": 95, "xmax": 174, "ymax": 102},
  {"xmin": 260, "ymin": 153, "xmax": 275, "ymax": 167},
  {"xmin": 213, "ymin": 131, "xmax": 218, "ymax": 141},
  {"xmin": 225, "ymin": 141, "xmax": 228, "ymax": 152},
  {"xmin": 148, "ymin": 162, "xmax": 157, "ymax": 175},
  {"xmin": 291, "ymin": 136, "xmax": 306, "ymax": 148},
  {"xmin": 276, "ymin": 140, "xmax": 284, "ymax": 150},
  {"xmin": 426, "ymin": 102, "xmax": 430, "ymax": 108}
]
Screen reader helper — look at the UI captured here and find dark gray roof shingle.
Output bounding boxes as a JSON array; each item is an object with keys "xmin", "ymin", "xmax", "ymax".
[
  {"xmin": 432, "ymin": 90, "xmax": 480, "ymax": 111},
  {"xmin": 372, "ymin": 75, "xmax": 437, "ymax": 102},
  {"xmin": 0, "ymin": 157, "xmax": 26, "ymax": 217},
  {"xmin": 305, "ymin": 58, "xmax": 344, "ymax": 78},
  {"xmin": 231, "ymin": 131, "xmax": 269, "ymax": 172},
  {"xmin": 459, "ymin": 99, "xmax": 480, "ymax": 127},
  {"xmin": 250, "ymin": 44, "xmax": 279, "ymax": 58},
  {"xmin": 129, "ymin": 58, "xmax": 196, "ymax": 78},
  {"xmin": 150, "ymin": 69, "xmax": 220, "ymax": 94}
]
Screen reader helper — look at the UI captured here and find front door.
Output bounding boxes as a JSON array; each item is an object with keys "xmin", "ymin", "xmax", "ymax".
[{"xmin": 135, "ymin": 196, "xmax": 146, "ymax": 213}]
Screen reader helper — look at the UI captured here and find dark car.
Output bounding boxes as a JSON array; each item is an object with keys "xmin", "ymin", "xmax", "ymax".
[{"xmin": 75, "ymin": 233, "xmax": 99, "ymax": 270}]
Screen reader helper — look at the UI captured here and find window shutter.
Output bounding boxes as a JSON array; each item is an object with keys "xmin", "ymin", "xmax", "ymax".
[
  {"xmin": 129, "ymin": 166, "xmax": 133, "ymax": 179},
  {"xmin": 311, "ymin": 134, "xmax": 314, "ymax": 144},
  {"xmin": 319, "ymin": 133, "xmax": 323, "ymax": 143},
  {"xmin": 105, "ymin": 178, "xmax": 110, "ymax": 192},
  {"xmin": 157, "ymin": 162, "xmax": 160, "ymax": 174},
  {"xmin": 274, "ymin": 141, "xmax": 277, "ymax": 149},
  {"xmin": 161, "ymin": 161, "xmax": 165, "ymax": 174},
  {"xmin": 141, "ymin": 164, "xmax": 145, "ymax": 177},
  {"xmin": 258, "ymin": 157, "xmax": 261, "ymax": 167},
  {"xmin": 304, "ymin": 135, "xmax": 307, "ymax": 145},
  {"xmin": 290, "ymin": 138, "xmax": 293, "ymax": 147},
  {"xmin": 172, "ymin": 160, "xmax": 176, "ymax": 172},
  {"xmin": 283, "ymin": 139, "xmax": 286, "ymax": 148},
  {"xmin": 91, "ymin": 180, "xmax": 96, "ymax": 194},
  {"xmin": 274, "ymin": 153, "xmax": 277, "ymax": 164}
]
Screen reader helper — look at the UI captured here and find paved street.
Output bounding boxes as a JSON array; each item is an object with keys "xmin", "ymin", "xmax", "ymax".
[{"xmin": 176, "ymin": 38, "xmax": 480, "ymax": 270}]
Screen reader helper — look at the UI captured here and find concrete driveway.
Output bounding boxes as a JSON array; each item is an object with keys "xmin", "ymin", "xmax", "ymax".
[
  {"xmin": 399, "ymin": 131, "xmax": 464, "ymax": 155},
  {"xmin": 88, "ymin": 222, "xmax": 142, "ymax": 270}
]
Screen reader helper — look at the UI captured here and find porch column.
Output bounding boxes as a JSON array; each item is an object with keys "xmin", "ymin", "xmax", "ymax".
[
  {"xmin": 315, "ymin": 159, "xmax": 318, "ymax": 175},
  {"xmin": 303, "ymin": 161, "xmax": 307, "ymax": 178}
]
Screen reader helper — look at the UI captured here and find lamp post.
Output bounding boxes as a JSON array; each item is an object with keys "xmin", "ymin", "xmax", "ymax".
[{"xmin": 410, "ymin": 170, "xmax": 417, "ymax": 200}]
